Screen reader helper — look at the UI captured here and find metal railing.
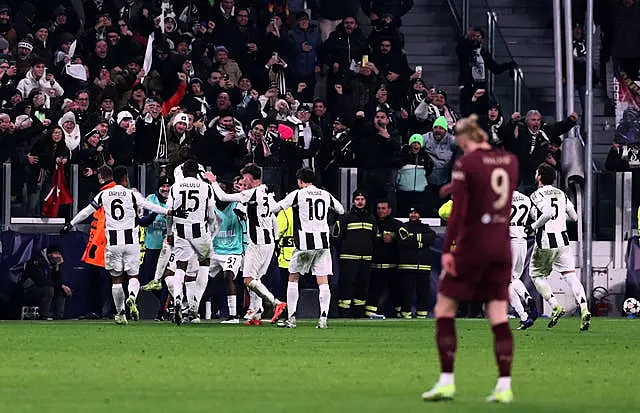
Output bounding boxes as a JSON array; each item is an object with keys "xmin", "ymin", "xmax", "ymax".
[{"xmin": 446, "ymin": 0, "xmax": 529, "ymax": 115}]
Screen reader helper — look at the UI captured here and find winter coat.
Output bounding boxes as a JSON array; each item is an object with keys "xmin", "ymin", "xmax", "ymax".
[
  {"xmin": 396, "ymin": 146, "xmax": 433, "ymax": 192},
  {"xmin": 287, "ymin": 25, "xmax": 323, "ymax": 76},
  {"xmin": 422, "ymin": 132, "xmax": 456, "ymax": 186}
]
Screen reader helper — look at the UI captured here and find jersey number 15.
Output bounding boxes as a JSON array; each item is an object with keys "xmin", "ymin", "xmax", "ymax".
[{"xmin": 179, "ymin": 190, "xmax": 200, "ymax": 212}]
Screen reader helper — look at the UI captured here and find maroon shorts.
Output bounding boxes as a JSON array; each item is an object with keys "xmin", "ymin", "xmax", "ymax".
[{"xmin": 438, "ymin": 255, "xmax": 510, "ymax": 302}]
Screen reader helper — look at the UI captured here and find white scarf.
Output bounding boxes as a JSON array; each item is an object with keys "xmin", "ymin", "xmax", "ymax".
[
  {"xmin": 63, "ymin": 126, "xmax": 81, "ymax": 151},
  {"xmin": 528, "ymin": 128, "xmax": 549, "ymax": 155}
]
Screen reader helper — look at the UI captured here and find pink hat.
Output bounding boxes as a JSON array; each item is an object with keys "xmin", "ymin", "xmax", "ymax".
[{"xmin": 278, "ymin": 124, "xmax": 294, "ymax": 140}]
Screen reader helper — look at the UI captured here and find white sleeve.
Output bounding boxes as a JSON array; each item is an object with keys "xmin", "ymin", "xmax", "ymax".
[
  {"xmin": 136, "ymin": 192, "xmax": 169, "ymax": 215},
  {"xmin": 69, "ymin": 204, "xmax": 97, "ymax": 226},
  {"xmin": 531, "ymin": 195, "xmax": 553, "ymax": 230},
  {"xmin": 212, "ymin": 182, "xmax": 251, "ymax": 203},
  {"xmin": 69, "ymin": 193, "xmax": 101, "ymax": 226},
  {"xmin": 329, "ymin": 193, "xmax": 345, "ymax": 215},
  {"xmin": 273, "ymin": 190, "xmax": 297, "ymax": 214},
  {"xmin": 566, "ymin": 195, "xmax": 578, "ymax": 222}
]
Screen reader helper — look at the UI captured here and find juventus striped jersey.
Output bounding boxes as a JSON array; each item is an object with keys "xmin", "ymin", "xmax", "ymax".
[
  {"xmin": 211, "ymin": 182, "xmax": 278, "ymax": 245},
  {"xmin": 167, "ymin": 177, "xmax": 215, "ymax": 239},
  {"xmin": 510, "ymin": 190, "xmax": 532, "ymax": 239},
  {"xmin": 274, "ymin": 185, "xmax": 345, "ymax": 251},
  {"xmin": 529, "ymin": 185, "xmax": 578, "ymax": 249},
  {"xmin": 70, "ymin": 184, "xmax": 169, "ymax": 245}
]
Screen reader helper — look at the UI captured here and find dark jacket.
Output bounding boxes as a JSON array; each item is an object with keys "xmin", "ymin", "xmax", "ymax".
[
  {"xmin": 323, "ymin": 24, "xmax": 369, "ymax": 73},
  {"xmin": 397, "ymin": 219, "xmax": 436, "ymax": 271},
  {"xmin": 360, "ymin": 0, "xmax": 414, "ymax": 19},
  {"xmin": 109, "ymin": 124, "xmax": 136, "ymax": 167},
  {"xmin": 372, "ymin": 216, "xmax": 402, "ymax": 267},
  {"xmin": 318, "ymin": 0, "xmax": 361, "ymax": 20},
  {"xmin": 504, "ymin": 117, "xmax": 577, "ymax": 184},
  {"xmin": 455, "ymin": 36, "xmax": 516, "ymax": 88},
  {"xmin": 334, "ymin": 206, "xmax": 377, "ymax": 260},
  {"xmin": 352, "ymin": 121, "xmax": 401, "ymax": 169},
  {"xmin": 21, "ymin": 249, "xmax": 63, "ymax": 290},
  {"xmin": 287, "ymin": 24, "xmax": 323, "ymax": 76}
]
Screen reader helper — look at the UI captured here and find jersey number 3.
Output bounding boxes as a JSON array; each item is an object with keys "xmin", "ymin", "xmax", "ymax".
[{"xmin": 490, "ymin": 168, "xmax": 510, "ymax": 210}]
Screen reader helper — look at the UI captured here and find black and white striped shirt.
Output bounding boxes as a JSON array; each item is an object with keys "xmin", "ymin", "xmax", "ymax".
[
  {"xmin": 70, "ymin": 184, "xmax": 169, "ymax": 246},
  {"xmin": 211, "ymin": 182, "xmax": 277, "ymax": 245},
  {"xmin": 530, "ymin": 185, "xmax": 578, "ymax": 249},
  {"xmin": 274, "ymin": 185, "xmax": 345, "ymax": 250}
]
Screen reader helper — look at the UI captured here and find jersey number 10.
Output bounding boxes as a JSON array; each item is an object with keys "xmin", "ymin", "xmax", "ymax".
[{"xmin": 306, "ymin": 198, "xmax": 326, "ymax": 221}]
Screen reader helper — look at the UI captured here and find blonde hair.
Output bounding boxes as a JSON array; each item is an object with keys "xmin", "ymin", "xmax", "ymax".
[{"xmin": 454, "ymin": 114, "xmax": 489, "ymax": 143}]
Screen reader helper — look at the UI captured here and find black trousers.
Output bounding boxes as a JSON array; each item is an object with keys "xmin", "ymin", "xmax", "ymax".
[
  {"xmin": 24, "ymin": 285, "xmax": 66, "ymax": 319},
  {"xmin": 338, "ymin": 259, "xmax": 371, "ymax": 316},
  {"xmin": 399, "ymin": 270, "xmax": 430, "ymax": 318},
  {"xmin": 365, "ymin": 267, "xmax": 402, "ymax": 316}
]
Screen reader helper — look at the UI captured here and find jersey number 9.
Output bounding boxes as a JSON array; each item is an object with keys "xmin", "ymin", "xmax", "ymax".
[{"xmin": 490, "ymin": 168, "xmax": 510, "ymax": 210}]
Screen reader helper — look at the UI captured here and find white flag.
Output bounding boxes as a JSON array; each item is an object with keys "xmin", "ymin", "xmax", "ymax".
[{"xmin": 142, "ymin": 32, "xmax": 155, "ymax": 82}]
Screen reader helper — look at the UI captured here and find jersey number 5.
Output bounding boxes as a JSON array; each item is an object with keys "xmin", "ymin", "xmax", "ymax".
[
  {"xmin": 490, "ymin": 168, "xmax": 510, "ymax": 210},
  {"xmin": 550, "ymin": 197, "xmax": 559, "ymax": 219},
  {"xmin": 179, "ymin": 190, "xmax": 200, "ymax": 212}
]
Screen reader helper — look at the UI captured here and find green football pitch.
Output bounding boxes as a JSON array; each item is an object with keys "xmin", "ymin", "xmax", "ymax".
[{"xmin": 1, "ymin": 318, "xmax": 638, "ymax": 413}]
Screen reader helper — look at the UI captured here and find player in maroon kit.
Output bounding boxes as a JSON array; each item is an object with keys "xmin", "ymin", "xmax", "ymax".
[{"xmin": 422, "ymin": 115, "xmax": 519, "ymax": 404}]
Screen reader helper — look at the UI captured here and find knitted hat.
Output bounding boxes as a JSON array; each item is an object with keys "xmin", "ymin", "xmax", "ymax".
[
  {"xmin": 408, "ymin": 133, "xmax": 424, "ymax": 147},
  {"xmin": 409, "ymin": 205, "xmax": 422, "ymax": 215},
  {"xmin": 352, "ymin": 189, "xmax": 366, "ymax": 201},
  {"xmin": 17, "ymin": 38, "xmax": 33, "ymax": 51},
  {"xmin": 116, "ymin": 111, "xmax": 133, "ymax": 124},
  {"xmin": 432, "ymin": 116, "xmax": 448, "ymax": 131}
]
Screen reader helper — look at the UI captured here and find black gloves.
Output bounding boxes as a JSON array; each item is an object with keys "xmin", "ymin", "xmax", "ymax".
[
  {"xmin": 524, "ymin": 225, "xmax": 535, "ymax": 237},
  {"xmin": 168, "ymin": 208, "xmax": 189, "ymax": 219},
  {"xmin": 233, "ymin": 208, "xmax": 247, "ymax": 220},
  {"xmin": 59, "ymin": 223, "xmax": 73, "ymax": 237}
]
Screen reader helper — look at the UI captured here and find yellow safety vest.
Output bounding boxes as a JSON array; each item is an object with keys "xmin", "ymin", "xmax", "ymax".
[{"xmin": 277, "ymin": 208, "xmax": 295, "ymax": 269}]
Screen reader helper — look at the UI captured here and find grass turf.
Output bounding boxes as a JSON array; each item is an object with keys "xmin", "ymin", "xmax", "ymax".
[{"xmin": 1, "ymin": 318, "xmax": 638, "ymax": 413}]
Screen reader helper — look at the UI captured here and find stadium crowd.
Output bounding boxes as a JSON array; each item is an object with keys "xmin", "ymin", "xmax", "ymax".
[{"xmin": 8, "ymin": 0, "xmax": 632, "ymax": 322}]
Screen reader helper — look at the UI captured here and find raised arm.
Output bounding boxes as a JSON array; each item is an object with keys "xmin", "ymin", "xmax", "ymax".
[
  {"xmin": 211, "ymin": 181, "xmax": 250, "ymax": 203},
  {"xmin": 69, "ymin": 203, "xmax": 98, "ymax": 226},
  {"xmin": 135, "ymin": 192, "xmax": 169, "ymax": 215},
  {"xmin": 273, "ymin": 190, "xmax": 298, "ymax": 214},
  {"xmin": 329, "ymin": 194, "xmax": 345, "ymax": 215}
]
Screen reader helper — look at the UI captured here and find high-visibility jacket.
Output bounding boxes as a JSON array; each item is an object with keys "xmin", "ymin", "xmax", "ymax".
[
  {"xmin": 81, "ymin": 181, "xmax": 117, "ymax": 267},
  {"xmin": 277, "ymin": 208, "xmax": 294, "ymax": 269}
]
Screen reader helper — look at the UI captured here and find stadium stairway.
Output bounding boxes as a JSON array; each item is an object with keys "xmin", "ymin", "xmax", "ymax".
[
  {"xmin": 470, "ymin": 0, "xmax": 614, "ymax": 167},
  {"xmin": 403, "ymin": 0, "xmax": 461, "ymax": 110}
]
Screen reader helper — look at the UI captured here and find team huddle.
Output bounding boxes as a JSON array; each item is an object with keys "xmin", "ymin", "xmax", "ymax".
[{"xmin": 61, "ymin": 161, "xmax": 344, "ymax": 329}]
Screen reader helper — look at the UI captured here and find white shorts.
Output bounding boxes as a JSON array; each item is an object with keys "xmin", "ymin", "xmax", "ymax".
[
  {"xmin": 173, "ymin": 234, "xmax": 212, "ymax": 263},
  {"xmin": 209, "ymin": 254, "xmax": 243, "ymax": 278},
  {"xmin": 510, "ymin": 240, "xmax": 528, "ymax": 280},
  {"xmin": 529, "ymin": 245, "xmax": 575, "ymax": 278},
  {"xmin": 243, "ymin": 243, "xmax": 275, "ymax": 279},
  {"xmin": 167, "ymin": 250, "xmax": 199, "ymax": 276},
  {"xmin": 289, "ymin": 248, "xmax": 333, "ymax": 276},
  {"xmin": 105, "ymin": 244, "xmax": 141, "ymax": 276}
]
